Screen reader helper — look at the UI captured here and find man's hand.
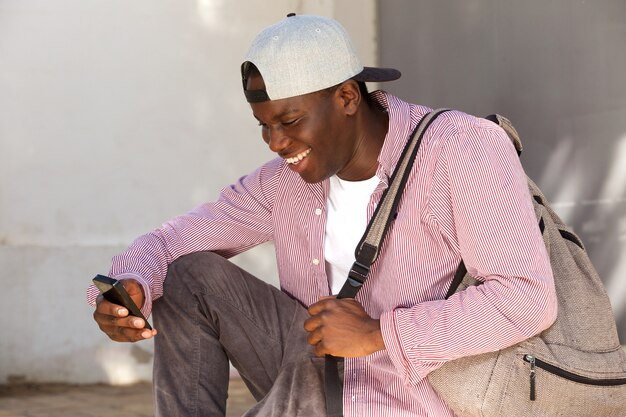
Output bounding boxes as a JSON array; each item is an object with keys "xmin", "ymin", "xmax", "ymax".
[
  {"xmin": 93, "ymin": 278, "xmax": 157, "ymax": 342},
  {"xmin": 304, "ymin": 296, "xmax": 385, "ymax": 357}
]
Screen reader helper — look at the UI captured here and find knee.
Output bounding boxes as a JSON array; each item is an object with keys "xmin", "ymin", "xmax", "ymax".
[
  {"xmin": 168, "ymin": 251, "xmax": 227, "ymax": 278},
  {"xmin": 165, "ymin": 251, "xmax": 240, "ymax": 295}
]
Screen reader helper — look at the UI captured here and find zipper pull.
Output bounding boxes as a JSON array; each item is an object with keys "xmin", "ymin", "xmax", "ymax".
[{"xmin": 525, "ymin": 354, "xmax": 536, "ymax": 401}]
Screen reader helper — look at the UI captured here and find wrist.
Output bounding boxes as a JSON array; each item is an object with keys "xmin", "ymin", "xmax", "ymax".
[{"xmin": 369, "ymin": 319, "xmax": 385, "ymax": 353}]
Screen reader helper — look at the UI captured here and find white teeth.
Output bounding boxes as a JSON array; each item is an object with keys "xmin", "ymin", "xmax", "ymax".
[{"xmin": 285, "ymin": 148, "xmax": 311, "ymax": 165}]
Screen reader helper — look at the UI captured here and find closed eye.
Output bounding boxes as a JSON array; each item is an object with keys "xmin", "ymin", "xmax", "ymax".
[{"xmin": 282, "ymin": 118, "xmax": 300, "ymax": 127}]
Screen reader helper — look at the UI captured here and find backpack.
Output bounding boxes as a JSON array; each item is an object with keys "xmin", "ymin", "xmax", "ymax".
[{"xmin": 427, "ymin": 114, "xmax": 626, "ymax": 417}]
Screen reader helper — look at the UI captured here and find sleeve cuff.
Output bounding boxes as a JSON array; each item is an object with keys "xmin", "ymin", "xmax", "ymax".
[{"xmin": 380, "ymin": 309, "xmax": 429, "ymax": 385}]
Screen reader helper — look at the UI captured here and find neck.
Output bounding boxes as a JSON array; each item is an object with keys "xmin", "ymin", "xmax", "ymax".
[{"xmin": 337, "ymin": 102, "xmax": 389, "ymax": 181}]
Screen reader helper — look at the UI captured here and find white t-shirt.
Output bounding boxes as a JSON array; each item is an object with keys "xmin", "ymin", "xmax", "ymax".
[{"xmin": 324, "ymin": 174, "xmax": 379, "ymax": 294}]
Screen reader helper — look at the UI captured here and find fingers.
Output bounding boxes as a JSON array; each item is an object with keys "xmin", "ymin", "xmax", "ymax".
[
  {"xmin": 307, "ymin": 297, "xmax": 359, "ymax": 319},
  {"xmin": 303, "ymin": 297, "xmax": 384, "ymax": 357},
  {"xmin": 306, "ymin": 327, "xmax": 345, "ymax": 357},
  {"xmin": 305, "ymin": 297, "xmax": 358, "ymax": 333},
  {"xmin": 93, "ymin": 296, "xmax": 156, "ymax": 343},
  {"xmin": 303, "ymin": 314, "xmax": 321, "ymax": 332},
  {"xmin": 306, "ymin": 328, "xmax": 333, "ymax": 357},
  {"xmin": 307, "ymin": 295, "xmax": 340, "ymax": 315},
  {"xmin": 304, "ymin": 299, "xmax": 340, "ymax": 356},
  {"xmin": 95, "ymin": 294, "xmax": 129, "ymax": 317},
  {"xmin": 95, "ymin": 318, "xmax": 155, "ymax": 342},
  {"xmin": 95, "ymin": 318, "xmax": 157, "ymax": 342}
]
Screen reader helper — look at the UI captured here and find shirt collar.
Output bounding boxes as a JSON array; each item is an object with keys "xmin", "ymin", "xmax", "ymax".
[{"xmin": 370, "ymin": 91, "xmax": 431, "ymax": 184}]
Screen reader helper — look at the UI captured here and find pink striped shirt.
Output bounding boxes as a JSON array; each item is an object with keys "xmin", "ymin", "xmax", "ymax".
[{"xmin": 88, "ymin": 91, "xmax": 556, "ymax": 416}]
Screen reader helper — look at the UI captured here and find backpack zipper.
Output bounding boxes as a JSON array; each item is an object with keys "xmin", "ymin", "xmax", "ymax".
[{"xmin": 523, "ymin": 354, "xmax": 626, "ymax": 401}]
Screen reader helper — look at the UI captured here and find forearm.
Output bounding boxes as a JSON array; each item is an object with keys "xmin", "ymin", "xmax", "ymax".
[
  {"xmin": 87, "ymin": 166, "xmax": 278, "ymax": 314},
  {"xmin": 381, "ymin": 270, "xmax": 557, "ymax": 385}
]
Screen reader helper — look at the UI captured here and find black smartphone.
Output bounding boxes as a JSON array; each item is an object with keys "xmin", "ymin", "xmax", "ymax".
[{"xmin": 92, "ymin": 274, "xmax": 152, "ymax": 330}]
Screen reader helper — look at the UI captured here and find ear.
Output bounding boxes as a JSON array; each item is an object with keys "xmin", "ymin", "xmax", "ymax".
[{"xmin": 334, "ymin": 80, "xmax": 361, "ymax": 116}]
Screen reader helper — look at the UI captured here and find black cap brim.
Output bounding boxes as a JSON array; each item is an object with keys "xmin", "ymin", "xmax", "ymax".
[{"xmin": 352, "ymin": 66, "xmax": 401, "ymax": 83}]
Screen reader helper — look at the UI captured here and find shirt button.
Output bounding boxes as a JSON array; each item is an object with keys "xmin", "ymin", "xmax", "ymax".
[
  {"xmin": 314, "ymin": 208, "xmax": 322, "ymax": 215},
  {"xmin": 312, "ymin": 258, "xmax": 320, "ymax": 265},
  {"xmin": 351, "ymin": 395, "xmax": 356, "ymax": 402}
]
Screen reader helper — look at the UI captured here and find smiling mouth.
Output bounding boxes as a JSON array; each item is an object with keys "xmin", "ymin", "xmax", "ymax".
[{"xmin": 284, "ymin": 148, "xmax": 311, "ymax": 165}]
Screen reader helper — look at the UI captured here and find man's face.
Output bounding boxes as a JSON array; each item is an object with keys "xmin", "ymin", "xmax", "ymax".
[{"xmin": 247, "ymin": 73, "xmax": 359, "ymax": 184}]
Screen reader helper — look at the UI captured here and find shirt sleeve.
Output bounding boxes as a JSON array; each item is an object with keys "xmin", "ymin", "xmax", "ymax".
[
  {"xmin": 380, "ymin": 114, "xmax": 557, "ymax": 386},
  {"xmin": 86, "ymin": 159, "xmax": 282, "ymax": 318}
]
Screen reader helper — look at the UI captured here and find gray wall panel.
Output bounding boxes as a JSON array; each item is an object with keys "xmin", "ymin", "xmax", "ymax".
[{"xmin": 379, "ymin": 0, "xmax": 626, "ymax": 338}]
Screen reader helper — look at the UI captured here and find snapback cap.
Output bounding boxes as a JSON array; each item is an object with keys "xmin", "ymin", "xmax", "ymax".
[{"xmin": 242, "ymin": 13, "xmax": 401, "ymax": 103}]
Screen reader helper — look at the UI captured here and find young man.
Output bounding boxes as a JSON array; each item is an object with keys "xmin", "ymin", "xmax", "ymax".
[{"xmin": 90, "ymin": 14, "xmax": 557, "ymax": 416}]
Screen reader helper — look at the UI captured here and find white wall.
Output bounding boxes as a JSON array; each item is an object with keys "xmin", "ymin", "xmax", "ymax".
[{"xmin": 0, "ymin": 0, "xmax": 378, "ymax": 384}]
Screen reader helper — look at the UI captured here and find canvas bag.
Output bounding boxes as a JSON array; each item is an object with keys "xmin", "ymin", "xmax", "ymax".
[{"xmin": 427, "ymin": 114, "xmax": 626, "ymax": 417}]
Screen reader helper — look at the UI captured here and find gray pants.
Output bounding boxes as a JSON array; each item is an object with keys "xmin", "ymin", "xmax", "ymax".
[{"xmin": 152, "ymin": 251, "xmax": 337, "ymax": 416}]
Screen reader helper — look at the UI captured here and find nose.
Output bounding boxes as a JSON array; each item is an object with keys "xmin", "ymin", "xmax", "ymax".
[{"xmin": 265, "ymin": 125, "xmax": 290, "ymax": 153}]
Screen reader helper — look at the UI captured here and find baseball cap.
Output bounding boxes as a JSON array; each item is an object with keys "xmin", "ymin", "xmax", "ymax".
[{"xmin": 241, "ymin": 13, "xmax": 401, "ymax": 103}]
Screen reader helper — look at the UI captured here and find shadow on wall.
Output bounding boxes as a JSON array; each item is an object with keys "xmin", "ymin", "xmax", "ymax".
[{"xmin": 539, "ymin": 114, "xmax": 626, "ymax": 322}]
